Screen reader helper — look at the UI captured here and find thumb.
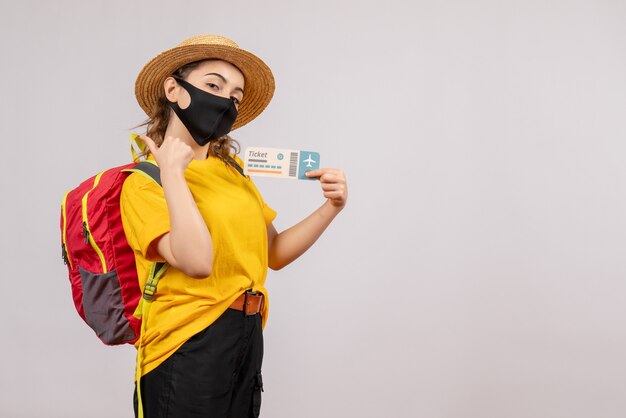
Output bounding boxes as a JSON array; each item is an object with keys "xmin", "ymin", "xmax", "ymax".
[
  {"xmin": 305, "ymin": 169, "xmax": 322, "ymax": 179},
  {"xmin": 137, "ymin": 134, "xmax": 158, "ymax": 155}
]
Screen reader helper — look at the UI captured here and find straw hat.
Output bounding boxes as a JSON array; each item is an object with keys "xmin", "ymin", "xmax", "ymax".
[{"xmin": 135, "ymin": 34, "xmax": 275, "ymax": 130}]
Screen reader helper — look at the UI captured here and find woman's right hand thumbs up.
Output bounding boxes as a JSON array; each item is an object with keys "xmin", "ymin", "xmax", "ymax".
[{"xmin": 138, "ymin": 134, "xmax": 194, "ymax": 174}]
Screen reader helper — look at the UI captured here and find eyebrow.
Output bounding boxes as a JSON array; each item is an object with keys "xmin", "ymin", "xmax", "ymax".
[{"xmin": 204, "ymin": 72, "xmax": 244, "ymax": 95}]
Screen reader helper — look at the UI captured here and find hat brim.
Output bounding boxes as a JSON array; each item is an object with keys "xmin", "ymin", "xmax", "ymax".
[{"xmin": 135, "ymin": 43, "xmax": 275, "ymax": 130}]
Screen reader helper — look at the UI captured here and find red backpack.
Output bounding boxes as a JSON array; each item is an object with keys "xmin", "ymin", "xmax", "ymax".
[{"xmin": 61, "ymin": 161, "xmax": 166, "ymax": 345}]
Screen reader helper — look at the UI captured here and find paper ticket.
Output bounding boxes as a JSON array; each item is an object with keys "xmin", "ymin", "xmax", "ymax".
[{"xmin": 244, "ymin": 147, "xmax": 320, "ymax": 180}]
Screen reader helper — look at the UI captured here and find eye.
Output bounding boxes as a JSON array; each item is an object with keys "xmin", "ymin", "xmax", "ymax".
[
  {"xmin": 231, "ymin": 96, "xmax": 241, "ymax": 106},
  {"xmin": 206, "ymin": 83, "xmax": 220, "ymax": 91}
]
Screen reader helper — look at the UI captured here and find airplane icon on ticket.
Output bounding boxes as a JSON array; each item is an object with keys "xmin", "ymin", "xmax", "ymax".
[{"xmin": 303, "ymin": 154, "xmax": 317, "ymax": 168}]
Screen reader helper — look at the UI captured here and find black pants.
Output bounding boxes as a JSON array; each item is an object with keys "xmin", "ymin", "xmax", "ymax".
[{"xmin": 134, "ymin": 308, "xmax": 264, "ymax": 418}]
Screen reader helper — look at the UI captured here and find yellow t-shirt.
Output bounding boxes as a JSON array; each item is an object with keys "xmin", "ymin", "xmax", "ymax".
[{"xmin": 120, "ymin": 156, "xmax": 276, "ymax": 376}]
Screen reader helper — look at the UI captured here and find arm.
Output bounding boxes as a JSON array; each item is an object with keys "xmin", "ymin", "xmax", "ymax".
[
  {"xmin": 267, "ymin": 168, "xmax": 348, "ymax": 270},
  {"xmin": 140, "ymin": 135, "xmax": 214, "ymax": 278}
]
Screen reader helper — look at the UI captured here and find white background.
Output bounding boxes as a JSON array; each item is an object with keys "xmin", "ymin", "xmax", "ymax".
[{"xmin": 1, "ymin": 0, "xmax": 626, "ymax": 417}]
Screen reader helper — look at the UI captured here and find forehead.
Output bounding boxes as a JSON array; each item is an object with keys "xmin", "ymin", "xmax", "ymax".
[{"xmin": 192, "ymin": 59, "xmax": 245, "ymax": 87}]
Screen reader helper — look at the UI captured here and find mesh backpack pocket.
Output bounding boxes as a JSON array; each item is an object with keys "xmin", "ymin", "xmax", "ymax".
[{"xmin": 79, "ymin": 267, "xmax": 137, "ymax": 345}]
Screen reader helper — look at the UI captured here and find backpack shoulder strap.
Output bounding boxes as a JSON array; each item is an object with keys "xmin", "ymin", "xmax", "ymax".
[
  {"xmin": 223, "ymin": 154, "xmax": 246, "ymax": 177},
  {"xmin": 129, "ymin": 161, "xmax": 162, "ymax": 186},
  {"xmin": 123, "ymin": 161, "xmax": 167, "ymax": 299}
]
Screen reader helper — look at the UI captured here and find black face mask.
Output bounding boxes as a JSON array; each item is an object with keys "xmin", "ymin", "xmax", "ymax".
[{"xmin": 167, "ymin": 77, "xmax": 238, "ymax": 146}]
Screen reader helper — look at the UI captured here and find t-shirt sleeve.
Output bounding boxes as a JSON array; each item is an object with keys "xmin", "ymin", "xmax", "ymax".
[
  {"xmin": 250, "ymin": 183, "xmax": 277, "ymax": 225},
  {"xmin": 233, "ymin": 155, "xmax": 277, "ymax": 224},
  {"xmin": 261, "ymin": 201, "xmax": 277, "ymax": 225},
  {"xmin": 120, "ymin": 172, "xmax": 170, "ymax": 262}
]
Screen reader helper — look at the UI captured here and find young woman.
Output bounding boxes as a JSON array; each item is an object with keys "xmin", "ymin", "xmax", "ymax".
[{"xmin": 121, "ymin": 35, "xmax": 348, "ymax": 417}]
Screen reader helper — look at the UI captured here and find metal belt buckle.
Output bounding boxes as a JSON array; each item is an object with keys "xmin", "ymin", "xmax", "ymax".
[{"xmin": 244, "ymin": 290, "xmax": 259, "ymax": 316}]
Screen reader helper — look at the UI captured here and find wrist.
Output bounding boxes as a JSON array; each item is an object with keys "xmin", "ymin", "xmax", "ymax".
[
  {"xmin": 323, "ymin": 199, "xmax": 344, "ymax": 215},
  {"xmin": 160, "ymin": 164, "xmax": 187, "ymax": 179}
]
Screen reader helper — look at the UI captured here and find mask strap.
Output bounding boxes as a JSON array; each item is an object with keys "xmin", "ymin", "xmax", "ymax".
[
  {"xmin": 170, "ymin": 76, "xmax": 236, "ymax": 105},
  {"xmin": 167, "ymin": 76, "xmax": 188, "ymax": 106}
]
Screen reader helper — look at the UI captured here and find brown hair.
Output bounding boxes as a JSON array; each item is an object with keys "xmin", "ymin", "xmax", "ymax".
[{"xmin": 135, "ymin": 60, "xmax": 240, "ymax": 161}]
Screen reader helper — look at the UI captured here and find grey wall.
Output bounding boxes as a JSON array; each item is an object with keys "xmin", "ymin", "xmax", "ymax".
[{"xmin": 1, "ymin": 0, "xmax": 625, "ymax": 417}]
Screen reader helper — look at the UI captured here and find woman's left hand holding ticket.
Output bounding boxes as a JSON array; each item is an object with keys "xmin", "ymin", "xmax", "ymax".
[{"xmin": 305, "ymin": 168, "xmax": 348, "ymax": 209}]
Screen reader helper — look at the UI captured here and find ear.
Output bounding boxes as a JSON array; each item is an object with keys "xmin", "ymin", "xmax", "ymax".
[{"xmin": 163, "ymin": 76, "xmax": 179, "ymax": 102}]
